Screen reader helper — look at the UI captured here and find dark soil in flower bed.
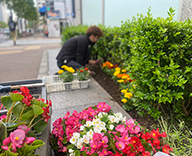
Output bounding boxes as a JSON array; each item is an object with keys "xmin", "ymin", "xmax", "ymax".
[{"xmin": 86, "ymin": 64, "xmax": 158, "ymax": 130}]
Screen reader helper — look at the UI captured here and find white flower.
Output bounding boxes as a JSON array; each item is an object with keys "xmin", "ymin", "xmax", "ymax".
[
  {"xmin": 123, "ymin": 116, "xmax": 126, "ymax": 123},
  {"xmin": 69, "ymin": 149, "xmax": 74, "ymax": 153},
  {"xmin": 87, "ymin": 129, "xmax": 94, "ymax": 138},
  {"xmin": 95, "ymin": 118, "xmax": 101, "ymax": 125},
  {"xmin": 100, "ymin": 121, "xmax": 106, "ymax": 127},
  {"xmin": 115, "ymin": 112, "xmax": 123, "ymax": 118},
  {"xmin": 69, "ymin": 136, "xmax": 77, "ymax": 144},
  {"xmin": 73, "ymin": 132, "xmax": 80, "ymax": 139},
  {"xmin": 108, "ymin": 115, "xmax": 117, "ymax": 123},
  {"xmin": 80, "ymin": 125, "xmax": 84, "ymax": 131},
  {"xmin": 98, "ymin": 112, "xmax": 103, "ymax": 118},
  {"xmin": 94, "ymin": 127, "xmax": 101, "ymax": 133},
  {"xmin": 83, "ymin": 135, "xmax": 89, "ymax": 144},
  {"xmin": 109, "ymin": 124, "xmax": 114, "ymax": 130},
  {"xmin": 76, "ymin": 138, "xmax": 83, "ymax": 149},
  {"xmin": 85, "ymin": 121, "xmax": 92, "ymax": 127},
  {"xmin": 92, "ymin": 119, "xmax": 97, "ymax": 125}
]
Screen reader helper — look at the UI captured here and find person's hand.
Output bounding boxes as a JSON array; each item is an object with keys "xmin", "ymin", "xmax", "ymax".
[{"xmin": 95, "ymin": 59, "xmax": 103, "ymax": 67}]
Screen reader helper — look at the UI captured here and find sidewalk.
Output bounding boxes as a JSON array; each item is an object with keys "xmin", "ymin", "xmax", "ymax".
[
  {"xmin": 37, "ymin": 48, "xmax": 132, "ymax": 131},
  {"xmin": 0, "ymin": 33, "xmax": 61, "ymax": 47}
]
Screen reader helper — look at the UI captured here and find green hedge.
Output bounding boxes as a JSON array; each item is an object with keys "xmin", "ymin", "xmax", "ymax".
[{"xmin": 61, "ymin": 7, "xmax": 192, "ymax": 121}]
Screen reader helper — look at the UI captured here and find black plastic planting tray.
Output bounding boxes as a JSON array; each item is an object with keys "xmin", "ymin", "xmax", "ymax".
[{"xmin": 0, "ymin": 79, "xmax": 46, "ymax": 116}]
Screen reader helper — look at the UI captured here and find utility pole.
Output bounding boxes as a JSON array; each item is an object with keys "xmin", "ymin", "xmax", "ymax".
[{"xmin": 102, "ymin": 0, "xmax": 105, "ymax": 25}]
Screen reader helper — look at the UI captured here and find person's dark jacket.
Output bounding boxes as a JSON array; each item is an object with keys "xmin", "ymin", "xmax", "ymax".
[
  {"xmin": 8, "ymin": 21, "xmax": 16, "ymax": 31},
  {"xmin": 56, "ymin": 35, "xmax": 92, "ymax": 66}
]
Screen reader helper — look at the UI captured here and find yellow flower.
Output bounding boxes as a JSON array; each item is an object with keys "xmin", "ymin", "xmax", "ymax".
[
  {"xmin": 61, "ymin": 65, "xmax": 67, "ymax": 70},
  {"xmin": 121, "ymin": 99, "xmax": 127, "ymax": 103},
  {"xmin": 58, "ymin": 70, "xmax": 64, "ymax": 74},
  {"xmin": 115, "ymin": 67, "xmax": 121, "ymax": 71},
  {"xmin": 121, "ymin": 89, "xmax": 127, "ymax": 94},
  {"xmin": 117, "ymin": 79, "xmax": 124, "ymax": 83},
  {"xmin": 132, "ymin": 85, "xmax": 136, "ymax": 89},
  {"xmin": 122, "ymin": 69, "xmax": 127, "ymax": 72},
  {"xmin": 114, "ymin": 70, "xmax": 120, "ymax": 76},
  {"xmin": 124, "ymin": 92, "xmax": 133, "ymax": 99},
  {"xmin": 67, "ymin": 67, "xmax": 75, "ymax": 73},
  {"xmin": 122, "ymin": 75, "xmax": 128, "ymax": 80}
]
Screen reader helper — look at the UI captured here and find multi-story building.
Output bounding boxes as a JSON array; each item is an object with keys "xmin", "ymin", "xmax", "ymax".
[
  {"xmin": 0, "ymin": 3, "xmax": 9, "ymax": 23},
  {"xmin": 36, "ymin": 0, "xmax": 46, "ymax": 10}
]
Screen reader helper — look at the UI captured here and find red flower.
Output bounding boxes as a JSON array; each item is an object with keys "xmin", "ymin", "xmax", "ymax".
[
  {"xmin": 84, "ymin": 68, "xmax": 89, "ymax": 71},
  {"xmin": 142, "ymin": 151, "xmax": 151, "ymax": 156},
  {"xmin": 80, "ymin": 69, "xmax": 84, "ymax": 73},
  {"xmin": 153, "ymin": 139, "xmax": 160, "ymax": 146},
  {"xmin": 129, "ymin": 136, "xmax": 140, "ymax": 146},
  {"xmin": 114, "ymin": 151, "xmax": 123, "ymax": 156},
  {"xmin": 162, "ymin": 144, "xmax": 173, "ymax": 154},
  {"xmin": 20, "ymin": 86, "xmax": 30, "ymax": 94},
  {"xmin": 22, "ymin": 98, "xmax": 31, "ymax": 107},
  {"xmin": 42, "ymin": 107, "xmax": 50, "ymax": 123},
  {"xmin": 150, "ymin": 129, "xmax": 160, "ymax": 139}
]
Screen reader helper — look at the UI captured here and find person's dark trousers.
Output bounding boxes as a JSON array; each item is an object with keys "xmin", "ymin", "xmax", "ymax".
[
  {"xmin": 57, "ymin": 60, "xmax": 82, "ymax": 70},
  {"xmin": 57, "ymin": 49, "xmax": 91, "ymax": 70}
]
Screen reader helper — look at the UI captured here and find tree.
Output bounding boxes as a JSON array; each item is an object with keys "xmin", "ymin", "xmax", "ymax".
[
  {"xmin": 0, "ymin": 0, "xmax": 38, "ymax": 31},
  {"xmin": 0, "ymin": 21, "xmax": 8, "ymax": 28}
]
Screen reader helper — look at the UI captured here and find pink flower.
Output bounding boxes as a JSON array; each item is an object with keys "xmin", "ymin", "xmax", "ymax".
[
  {"xmin": 101, "ymin": 136, "xmax": 108, "ymax": 144},
  {"xmin": 3, "ymin": 137, "xmax": 11, "ymax": 145},
  {"xmin": 17, "ymin": 125, "xmax": 30, "ymax": 134},
  {"xmin": 11, "ymin": 143, "xmax": 17, "ymax": 153},
  {"xmin": 97, "ymin": 102, "xmax": 111, "ymax": 112},
  {"xmin": 72, "ymin": 110, "xmax": 80, "ymax": 117},
  {"xmin": 10, "ymin": 129, "xmax": 25, "ymax": 147},
  {"xmin": 134, "ymin": 126, "xmax": 140, "ymax": 134},
  {"xmin": 115, "ymin": 141, "xmax": 125, "ymax": 150},
  {"xmin": 1, "ymin": 145, "xmax": 9, "ymax": 150},
  {"xmin": 115, "ymin": 125, "xmax": 125, "ymax": 133},
  {"xmin": 102, "ymin": 148, "xmax": 109, "ymax": 155},
  {"xmin": 53, "ymin": 118, "xmax": 62, "ymax": 128},
  {"xmin": 0, "ymin": 115, "xmax": 7, "ymax": 121},
  {"xmin": 26, "ymin": 137, "xmax": 36, "ymax": 144},
  {"xmin": 92, "ymin": 133, "xmax": 102, "ymax": 142},
  {"xmin": 63, "ymin": 111, "xmax": 70, "ymax": 119},
  {"xmin": 1, "ymin": 137, "xmax": 11, "ymax": 151}
]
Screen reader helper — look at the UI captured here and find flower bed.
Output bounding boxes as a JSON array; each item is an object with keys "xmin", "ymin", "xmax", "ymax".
[{"xmin": 50, "ymin": 102, "xmax": 172, "ymax": 156}]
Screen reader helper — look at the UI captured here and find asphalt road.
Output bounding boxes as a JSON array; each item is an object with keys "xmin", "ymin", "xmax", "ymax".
[
  {"xmin": 0, "ymin": 34, "xmax": 61, "ymax": 82},
  {"xmin": 0, "ymin": 34, "xmax": 9, "ymax": 44}
]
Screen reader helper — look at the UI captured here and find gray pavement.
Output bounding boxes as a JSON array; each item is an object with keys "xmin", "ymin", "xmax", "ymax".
[
  {"xmin": 0, "ymin": 37, "xmax": 61, "ymax": 47},
  {"xmin": 37, "ymin": 48, "xmax": 132, "ymax": 131}
]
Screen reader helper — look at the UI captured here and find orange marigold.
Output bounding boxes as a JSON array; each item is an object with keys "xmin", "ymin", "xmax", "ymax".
[
  {"xmin": 117, "ymin": 74, "xmax": 123, "ymax": 78},
  {"xmin": 80, "ymin": 69, "xmax": 84, "ymax": 73},
  {"xmin": 84, "ymin": 68, "xmax": 88, "ymax": 71}
]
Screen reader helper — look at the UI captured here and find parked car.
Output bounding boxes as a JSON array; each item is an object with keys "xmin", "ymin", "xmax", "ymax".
[{"xmin": 3, "ymin": 28, "xmax": 10, "ymax": 36}]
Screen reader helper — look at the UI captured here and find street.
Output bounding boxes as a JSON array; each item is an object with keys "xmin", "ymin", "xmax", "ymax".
[
  {"xmin": 0, "ymin": 34, "xmax": 9, "ymax": 44},
  {"xmin": 0, "ymin": 33, "xmax": 61, "ymax": 82}
]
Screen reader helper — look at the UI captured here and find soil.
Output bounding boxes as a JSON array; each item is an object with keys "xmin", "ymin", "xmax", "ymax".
[{"xmin": 86, "ymin": 64, "xmax": 158, "ymax": 130}]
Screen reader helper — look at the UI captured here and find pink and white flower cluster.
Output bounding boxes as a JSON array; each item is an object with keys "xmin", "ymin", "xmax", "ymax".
[{"xmin": 51, "ymin": 102, "xmax": 171, "ymax": 156}]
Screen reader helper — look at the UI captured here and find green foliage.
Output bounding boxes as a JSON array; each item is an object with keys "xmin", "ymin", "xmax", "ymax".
[
  {"xmin": 0, "ymin": 21, "xmax": 8, "ymax": 28},
  {"xmin": 76, "ymin": 67, "xmax": 90, "ymax": 81},
  {"xmin": 60, "ymin": 6, "xmax": 192, "ymax": 123},
  {"xmin": 158, "ymin": 117, "xmax": 192, "ymax": 156},
  {"xmin": 0, "ymin": 0, "xmax": 38, "ymax": 21}
]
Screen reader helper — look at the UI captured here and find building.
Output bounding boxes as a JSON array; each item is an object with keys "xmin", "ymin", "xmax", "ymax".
[{"xmin": 0, "ymin": 3, "xmax": 9, "ymax": 23}]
